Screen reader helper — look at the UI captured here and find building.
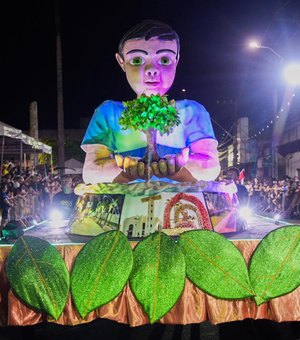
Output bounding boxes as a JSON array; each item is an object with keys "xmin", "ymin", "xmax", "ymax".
[{"xmin": 220, "ymin": 90, "xmax": 300, "ymax": 180}]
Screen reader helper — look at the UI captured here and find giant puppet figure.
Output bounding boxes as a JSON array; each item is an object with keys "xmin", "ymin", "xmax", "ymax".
[
  {"xmin": 81, "ymin": 20, "xmax": 220, "ymax": 185},
  {"xmin": 69, "ymin": 20, "xmax": 226, "ymax": 237}
]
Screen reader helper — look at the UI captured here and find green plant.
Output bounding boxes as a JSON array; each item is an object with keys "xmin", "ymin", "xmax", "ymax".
[
  {"xmin": 119, "ymin": 94, "xmax": 180, "ymax": 164},
  {"xmin": 119, "ymin": 94, "xmax": 180, "ymax": 135}
]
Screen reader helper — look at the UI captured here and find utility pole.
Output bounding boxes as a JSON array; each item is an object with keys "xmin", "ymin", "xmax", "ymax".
[
  {"xmin": 271, "ymin": 88, "xmax": 279, "ymax": 179},
  {"xmin": 29, "ymin": 101, "xmax": 39, "ymax": 168},
  {"xmin": 233, "ymin": 99, "xmax": 238, "ymax": 167},
  {"xmin": 54, "ymin": 0, "xmax": 65, "ymax": 174}
]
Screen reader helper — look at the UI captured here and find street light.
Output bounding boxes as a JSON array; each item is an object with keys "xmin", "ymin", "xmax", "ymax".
[
  {"xmin": 249, "ymin": 41, "xmax": 300, "ymax": 84},
  {"xmin": 284, "ymin": 63, "xmax": 300, "ymax": 86},
  {"xmin": 248, "ymin": 40, "xmax": 300, "ymax": 179},
  {"xmin": 248, "ymin": 41, "xmax": 284, "ymax": 63}
]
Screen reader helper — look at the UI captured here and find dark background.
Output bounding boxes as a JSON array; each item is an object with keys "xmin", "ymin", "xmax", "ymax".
[{"xmin": 2, "ymin": 0, "xmax": 300, "ymax": 142}]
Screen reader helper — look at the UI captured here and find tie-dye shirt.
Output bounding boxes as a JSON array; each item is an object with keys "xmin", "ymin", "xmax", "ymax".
[{"xmin": 81, "ymin": 99, "xmax": 217, "ymax": 157}]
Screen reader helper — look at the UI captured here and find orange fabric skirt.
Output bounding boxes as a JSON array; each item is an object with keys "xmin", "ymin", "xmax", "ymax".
[{"xmin": 1, "ymin": 240, "xmax": 300, "ymax": 327}]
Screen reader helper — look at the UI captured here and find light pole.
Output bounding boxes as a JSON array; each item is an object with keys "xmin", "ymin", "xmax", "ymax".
[
  {"xmin": 248, "ymin": 41, "xmax": 284, "ymax": 63},
  {"xmin": 248, "ymin": 41, "xmax": 300, "ymax": 179}
]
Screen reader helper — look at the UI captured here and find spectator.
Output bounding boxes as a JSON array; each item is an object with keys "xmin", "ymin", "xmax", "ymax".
[
  {"xmin": 226, "ymin": 167, "xmax": 249, "ymax": 206},
  {"xmin": 226, "ymin": 167, "xmax": 250, "ymax": 232},
  {"xmin": 51, "ymin": 174, "xmax": 78, "ymax": 219},
  {"xmin": 0, "ymin": 183, "xmax": 14, "ymax": 238}
]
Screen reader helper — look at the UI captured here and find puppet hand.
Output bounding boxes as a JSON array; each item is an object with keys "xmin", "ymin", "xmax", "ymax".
[
  {"xmin": 122, "ymin": 156, "xmax": 140, "ymax": 178},
  {"xmin": 151, "ymin": 148, "xmax": 190, "ymax": 178},
  {"xmin": 115, "ymin": 155, "xmax": 152, "ymax": 180},
  {"xmin": 174, "ymin": 147, "xmax": 189, "ymax": 171},
  {"xmin": 115, "ymin": 155, "xmax": 139, "ymax": 178},
  {"xmin": 137, "ymin": 160, "xmax": 153, "ymax": 180},
  {"xmin": 151, "ymin": 159, "xmax": 169, "ymax": 178},
  {"xmin": 115, "ymin": 154, "xmax": 124, "ymax": 168}
]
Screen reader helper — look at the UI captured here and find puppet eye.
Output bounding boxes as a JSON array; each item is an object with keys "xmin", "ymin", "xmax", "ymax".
[
  {"xmin": 159, "ymin": 56, "xmax": 172, "ymax": 66},
  {"xmin": 130, "ymin": 56, "xmax": 145, "ymax": 66}
]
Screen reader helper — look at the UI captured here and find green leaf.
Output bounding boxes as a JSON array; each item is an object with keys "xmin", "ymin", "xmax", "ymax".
[
  {"xmin": 71, "ymin": 230, "xmax": 133, "ymax": 318},
  {"xmin": 129, "ymin": 231, "xmax": 186, "ymax": 324},
  {"xmin": 178, "ymin": 230, "xmax": 254, "ymax": 299},
  {"xmin": 249, "ymin": 225, "xmax": 300, "ymax": 305},
  {"xmin": 120, "ymin": 94, "xmax": 180, "ymax": 135},
  {"xmin": 6, "ymin": 236, "xmax": 69, "ymax": 320}
]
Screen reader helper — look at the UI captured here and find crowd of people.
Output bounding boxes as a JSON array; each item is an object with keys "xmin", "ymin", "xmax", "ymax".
[
  {"xmin": 245, "ymin": 176, "xmax": 300, "ymax": 220},
  {"xmin": 1, "ymin": 159, "xmax": 300, "ymax": 235},
  {"xmin": 0, "ymin": 160, "xmax": 82, "ymax": 236},
  {"xmin": 223, "ymin": 167, "xmax": 300, "ymax": 220}
]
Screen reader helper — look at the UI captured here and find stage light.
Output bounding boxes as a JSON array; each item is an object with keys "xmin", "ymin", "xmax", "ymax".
[
  {"xmin": 274, "ymin": 213, "xmax": 280, "ymax": 225},
  {"xmin": 283, "ymin": 63, "xmax": 300, "ymax": 86},
  {"xmin": 49, "ymin": 209, "xmax": 66, "ymax": 227},
  {"xmin": 238, "ymin": 206, "xmax": 252, "ymax": 222}
]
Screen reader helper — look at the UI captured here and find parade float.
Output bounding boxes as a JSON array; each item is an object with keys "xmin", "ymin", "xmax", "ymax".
[
  {"xmin": 2, "ymin": 18, "xmax": 300, "ymax": 328},
  {"xmin": 1, "ymin": 95, "xmax": 300, "ymax": 328}
]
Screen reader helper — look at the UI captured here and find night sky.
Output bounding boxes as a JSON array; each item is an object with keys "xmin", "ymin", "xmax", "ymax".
[{"xmin": 2, "ymin": 0, "xmax": 300, "ymax": 142}]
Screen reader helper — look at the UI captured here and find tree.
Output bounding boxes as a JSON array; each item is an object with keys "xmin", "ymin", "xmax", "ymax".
[{"xmin": 119, "ymin": 94, "xmax": 180, "ymax": 165}]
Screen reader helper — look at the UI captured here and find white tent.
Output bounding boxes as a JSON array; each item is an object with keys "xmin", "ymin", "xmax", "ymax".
[
  {"xmin": 0, "ymin": 121, "xmax": 52, "ymax": 178},
  {"xmin": 64, "ymin": 158, "xmax": 83, "ymax": 174},
  {"xmin": 0, "ymin": 121, "xmax": 52, "ymax": 155}
]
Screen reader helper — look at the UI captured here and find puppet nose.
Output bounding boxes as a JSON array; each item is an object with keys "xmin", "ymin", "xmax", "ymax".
[{"xmin": 145, "ymin": 64, "xmax": 159, "ymax": 78}]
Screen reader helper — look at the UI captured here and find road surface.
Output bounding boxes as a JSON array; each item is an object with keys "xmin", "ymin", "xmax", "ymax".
[
  {"xmin": 1, "ymin": 214, "xmax": 299, "ymax": 245},
  {"xmin": 225, "ymin": 214, "xmax": 300, "ymax": 240},
  {"xmin": 22, "ymin": 214, "xmax": 300, "ymax": 244}
]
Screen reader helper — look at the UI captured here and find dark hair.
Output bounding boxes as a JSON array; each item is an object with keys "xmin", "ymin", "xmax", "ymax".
[
  {"xmin": 227, "ymin": 167, "xmax": 240, "ymax": 177},
  {"xmin": 0, "ymin": 183, "xmax": 7, "ymax": 191},
  {"xmin": 60, "ymin": 174, "xmax": 72, "ymax": 181},
  {"xmin": 118, "ymin": 20, "xmax": 180, "ymax": 59}
]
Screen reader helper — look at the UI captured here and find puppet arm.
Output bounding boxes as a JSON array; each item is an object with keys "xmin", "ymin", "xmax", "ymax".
[
  {"xmin": 183, "ymin": 138, "xmax": 220, "ymax": 181},
  {"xmin": 170, "ymin": 138, "xmax": 220, "ymax": 182},
  {"xmin": 82, "ymin": 144, "xmax": 148, "ymax": 184},
  {"xmin": 82, "ymin": 144, "xmax": 125, "ymax": 184}
]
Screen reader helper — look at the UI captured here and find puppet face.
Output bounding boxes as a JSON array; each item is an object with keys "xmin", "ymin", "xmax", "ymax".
[{"xmin": 116, "ymin": 37, "xmax": 179, "ymax": 97}]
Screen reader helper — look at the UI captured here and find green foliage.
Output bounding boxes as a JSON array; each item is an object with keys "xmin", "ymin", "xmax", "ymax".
[
  {"xmin": 6, "ymin": 236, "xmax": 70, "ymax": 320},
  {"xmin": 129, "ymin": 231, "xmax": 186, "ymax": 323},
  {"xmin": 6, "ymin": 225, "xmax": 300, "ymax": 322},
  {"xmin": 71, "ymin": 230, "xmax": 133, "ymax": 318},
  {"xmin": 119, "ymin": 94, "xmax": 180, "ymax": 135},
  {"xmin": 249, "ymin": 225, "xmax": 300, "ymax": 305},
  {"xmin": 179, "ymin": 230, "xmax": 255, "ymax": 299}
]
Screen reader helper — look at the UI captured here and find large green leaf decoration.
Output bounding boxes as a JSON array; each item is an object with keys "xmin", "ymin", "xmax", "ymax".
[
  {"xmin": 129, "ymin": 231, "xmax": 186, "ymax": 324},
  {"xmin": 249, "ymin": 225, "xmax": 300, "ymax": 305},
  {"xmin": 71, "ymin": 230, "xmax": 133, "ymax": 318},
  {"xmin": 6, "ymin": 236, "xmax": 69, "ymax": 320},
  {"xmin": 178, "ymin": 230, "xmax": 254, "ymax": 299}
]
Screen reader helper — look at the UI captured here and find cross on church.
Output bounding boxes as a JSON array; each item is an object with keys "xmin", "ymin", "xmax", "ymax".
[{"xmin": 141, "ymin": 195, "xmax": 162, "ymax": 229}]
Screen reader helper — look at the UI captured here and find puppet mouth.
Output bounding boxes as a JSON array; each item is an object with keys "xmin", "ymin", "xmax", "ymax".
[{"xmin": 145, "ymin": 81, "xmax": 160, "ymax": 86}]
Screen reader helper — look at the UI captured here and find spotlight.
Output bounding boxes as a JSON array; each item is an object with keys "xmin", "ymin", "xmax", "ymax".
[
  {"xmin": 49, "ymin": 209, "xmax": 65, "ymax": 227},
  {"xmin": 274, "ymin": 213, "xmax": 280, "ymax": 225},
  {"xmin": 238, "ymin": 206, "xmax": 252, "ymax": 222}
]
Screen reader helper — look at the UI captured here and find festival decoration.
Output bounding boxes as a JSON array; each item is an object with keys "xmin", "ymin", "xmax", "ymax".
[
  {"xmin": 5, "ymin": 225, "xmax": 300, "ymax": 323},
  {"xmin": 70, "ymin": 230, "xmax": 133, "ymax": 318},
  {"xmin": 6, "ymin": 236, "xmax": 69, "ymax": 320},
  {"xmin": 249, "ymin": 225, "xmax": 300, "ymax": 305},
  {"xmin": 129, "ymin": 231, "xmax": 186, "ymax": 324},
  {"xmin": 178, "ymin": 230, "xmax": 255, "ymax": 299},
  {"xmin": 119, "ymin": 94, "xmax": 180, "ymax": 163}
]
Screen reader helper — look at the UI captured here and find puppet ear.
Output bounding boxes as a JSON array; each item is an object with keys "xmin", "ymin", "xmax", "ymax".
[{"xmin": 115, "ymin": 53, "xmax": 126, "ymax": 72}]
